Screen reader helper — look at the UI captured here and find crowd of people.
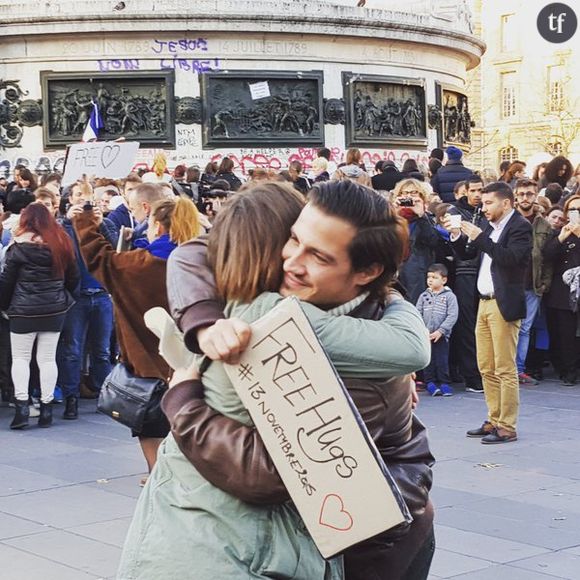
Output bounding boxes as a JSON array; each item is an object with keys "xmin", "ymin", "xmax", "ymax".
[{"xmin": 0, "ymin": 143, "xmax": 579, "ymax": 578}]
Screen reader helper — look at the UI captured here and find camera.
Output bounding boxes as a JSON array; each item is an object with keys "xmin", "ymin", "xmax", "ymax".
[
  {"xmin": 398, "ymin": 197, "xmax": 414, "ymax": 207},
  {"xmin": 82, "ymin": 201, "xmax": 94, "ymax": 211}
]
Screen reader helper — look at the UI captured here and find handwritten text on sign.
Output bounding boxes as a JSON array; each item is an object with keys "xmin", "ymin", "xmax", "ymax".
[
  {"xmin": 62, "ymin": 141, "xmax": 140, "ymax": 185},
  {"xmin": 226, "ymin": 298, "xmax": 408, "ymax": 558}
]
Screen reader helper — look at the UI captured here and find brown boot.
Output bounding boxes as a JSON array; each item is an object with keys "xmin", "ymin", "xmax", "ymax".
[{"xmin": 481, "ymin": 428, "xmax": 517, "ymax": 444}]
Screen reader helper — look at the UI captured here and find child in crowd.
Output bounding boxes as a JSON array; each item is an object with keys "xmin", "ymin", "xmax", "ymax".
[{"xmin": 416, "ymin": 263, "xmax": 459, "ymax": 396}]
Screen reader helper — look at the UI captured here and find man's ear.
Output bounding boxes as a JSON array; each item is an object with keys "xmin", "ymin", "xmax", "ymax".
[{"xmin": 354, "ymin": 263, "xmax": 384, "ymax": 287}]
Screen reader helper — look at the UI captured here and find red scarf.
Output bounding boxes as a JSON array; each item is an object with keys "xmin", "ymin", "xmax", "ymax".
[{"xmin": 398, "ymin": 207, "xmax": 418, "ymax": 223}]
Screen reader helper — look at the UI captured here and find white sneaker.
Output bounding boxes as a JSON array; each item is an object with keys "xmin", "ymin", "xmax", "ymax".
[{"xmin": 28, "ymin": 405, "xmax": 40, "ymax": 418}]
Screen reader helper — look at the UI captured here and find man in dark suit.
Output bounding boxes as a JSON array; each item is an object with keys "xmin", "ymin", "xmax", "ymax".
[{"xmin": 447, "ymin": 182, "xmax": 532, "ymax": 444}]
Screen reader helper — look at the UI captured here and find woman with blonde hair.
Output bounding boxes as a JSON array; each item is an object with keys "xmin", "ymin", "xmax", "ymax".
[
  {"xmin": 393, "ymin": 178, "xmax": 441, "ymax": 303},
  {"xmin": 71, "ymin": 196, "xmax": 201, "ymax": 472}
]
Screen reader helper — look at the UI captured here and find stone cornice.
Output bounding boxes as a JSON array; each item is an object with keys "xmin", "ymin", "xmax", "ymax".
[{"xmin": 0, "ymin": 0, "xmax": 485, "ymax": 69}]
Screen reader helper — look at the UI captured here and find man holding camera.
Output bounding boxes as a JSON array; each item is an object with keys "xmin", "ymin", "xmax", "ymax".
[
  {"xmin": 56, "ymin": 182, "xmax": 115, "ymax": 419},
  {"xmin": 447, "ymin": 182, "xmax": 532, "ymax": 444}
]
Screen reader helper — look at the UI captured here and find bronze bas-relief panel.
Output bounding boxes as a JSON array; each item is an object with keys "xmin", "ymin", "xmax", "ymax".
[
  {"xmin": 442, "ymin": 89, "xmax": 472, "ymax": 147},
  {"xmin": 343, "ymin": 74, "xmax": 427, "ymax": 148},
  {"xmin": 41, "ymin": 71, "xmax": 175, "ymax": 148},
  {"xmin": 201, "ymin": 71, "xmax": 324, "ymax": 148}
]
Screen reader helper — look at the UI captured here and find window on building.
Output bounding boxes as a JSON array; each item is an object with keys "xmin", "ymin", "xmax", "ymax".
[
  {"xmin": 499, "ymin": 146, "xmax": 518, "ymax": 164},
  {"xmin": 548, "ymin": 65, "xmax": 565, "ymax": 113},
  {"xmin": 502, "ymin": 72, "xmax": 517, "ymax": 119},
  {"xmin": 501, "ymin": 14, "xmax": 516, "ymax": 52}
]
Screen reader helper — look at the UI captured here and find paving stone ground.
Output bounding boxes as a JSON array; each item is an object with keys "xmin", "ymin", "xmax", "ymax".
[{"xmin": 1, "ymin": 376, "xmax": 579, "ymax": 579}]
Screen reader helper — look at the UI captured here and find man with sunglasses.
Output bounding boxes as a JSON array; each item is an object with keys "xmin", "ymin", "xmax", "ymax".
[{"xmin": 513, "ymin": 178, "xmax": 552, "ymax": 385}]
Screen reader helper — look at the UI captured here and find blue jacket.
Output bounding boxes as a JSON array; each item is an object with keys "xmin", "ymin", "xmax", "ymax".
[
  {"xmin": 416, "ymin": 286, "xmax": 459, "ymax": 339},
  {"xmin": 430, "ymin": 160, "xmax": 474, "ymax": 202},
  {"xmin": 107, "ymin": 203, "xmax": 134, "ymax": 232},
  {"xmin": 61, "ymin": 217, "xmax": 118, "ymax": 291}
]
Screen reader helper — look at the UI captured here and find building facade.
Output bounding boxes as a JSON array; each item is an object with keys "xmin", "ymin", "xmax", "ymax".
[
  {"xmin": 0, "ymin": 0, "xmax": 484, "ymax": 176},
  {"xmin": 466, "ymin": 0, "xmax": 580, "ymax": 173}
]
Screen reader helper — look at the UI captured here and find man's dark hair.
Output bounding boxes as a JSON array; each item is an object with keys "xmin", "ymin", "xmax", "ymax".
[
  {"xmin": 514, "ymin": 178, "xmax": 537, "ymax": 191},
  {"xmin": 482, "ymin": 181, "xmax": 514, "ymax": 203},
  {"xmin": 428, "ymin": 263, "xmax": 448, "ymax": 278},
  {"xmin": 289, "ymin": 160, "xmax": 303, "ymax": 174},
  {"xmin": 466, "ymin": 175, "xmax": 484, "ymax": 186},
  {"xmin": 374, "ymin": 160, "xmax": 385, "ymax": 173},
  {"xmin": 212, "ymin": 178, "xmax": 231, "ymax": 192},
  {"xmin": 428, "ymin": 158, "xmax": 442, "ymax": 175},
  {"xmin": 453, "ymin": 180, "xmax": 467, "ymax": 195},
  {"xmin": 544, "ymin": 183, "xmax": 564, "ymax": 205},
  {"xmin": 430, "ymin": 148, "xmax": 444, "ymax": 161},
  {"xmin": 317, "ymin": 147, "xmax": 331, "ymax": 161},
  {"xmin": 6, "ymin": 189, "xmax": 35, "ymax": 214},
  {"xmin": 307, "ymin": 180, "xmax": 408, "ymax": 298}
]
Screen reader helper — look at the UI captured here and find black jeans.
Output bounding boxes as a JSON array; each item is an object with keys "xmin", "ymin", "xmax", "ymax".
[
  {"xmin": 451, "ymin": 274, "xmax": 482, "ymax": 387},
  {"xmin": 344, "ymin": 501, "xmax": 435, "ymax": 580},
  {"xmin": 546, "ymin": 307, "xmax": 580, "ymax": 378},
  {"xmin": 0, "ymin": 316, "xmax": 13, "ymax": 399},
  {"xmin": 424, "ymin": 339, "xmax": 451, "ymax": 384}
]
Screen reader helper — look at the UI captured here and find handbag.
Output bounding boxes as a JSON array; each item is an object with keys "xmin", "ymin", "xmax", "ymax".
[{"xmin": 97, "ymin": 362, "xmax": 167, "ymax": 432}]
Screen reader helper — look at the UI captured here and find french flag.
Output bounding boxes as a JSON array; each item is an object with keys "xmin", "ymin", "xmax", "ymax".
[{"xmin": 82, "ymin": 100, "xmax": 103, "ymax": 142}]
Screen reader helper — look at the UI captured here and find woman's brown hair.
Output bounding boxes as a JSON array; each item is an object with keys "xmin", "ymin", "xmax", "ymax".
[
  {"xmin": 217, "ymin": 157, "xmax": 234, "ymax": 174},
  {"xmin": 346, "ymin": 148, "xmax": 362, "ymax": 166},
  {"xmin": 208, "ymin": 182, "xmax": 305, "ymax": 302},
  {"xmin": 16, "ymin": 203, "xmax": 74, "ymax": 277},
  {"xmin": 505, "ymin": 162, "xmax": 526, "ymax": 183},
  {"xmin": 150, "ymin": 196, "xmax": 201, "ymax": 245}
]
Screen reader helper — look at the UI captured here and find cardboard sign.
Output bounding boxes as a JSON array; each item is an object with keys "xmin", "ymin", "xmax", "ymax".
[
  {"xmin": 144, "ymin": 307, "xmax": 194, "ymax": 371},
  {"xmin": 248, "ymin": 81, "xmax": 271, "ymax": 100},
  {"xmin": 225, "ymin": 297, "xmax": 409, "ymax": 558},
  {"xmin": 62, "ymin": 141, "xmax": 140, "ymax": 185}
]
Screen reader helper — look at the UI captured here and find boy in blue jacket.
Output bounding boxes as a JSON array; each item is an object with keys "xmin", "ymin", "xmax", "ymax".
[{"xmin": 417, "ymin": 263, "xmax": 459, "ymax": 396}]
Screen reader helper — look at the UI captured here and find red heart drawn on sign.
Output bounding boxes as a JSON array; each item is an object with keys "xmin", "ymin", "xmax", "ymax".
[{"xmin": 319, "ymin": 494, "xmax": 354, "ymax": 532}]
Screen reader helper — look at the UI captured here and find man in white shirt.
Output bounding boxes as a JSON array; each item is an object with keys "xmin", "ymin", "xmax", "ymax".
[{"xmin": 447, "ymin": 182, "xmax": 532, "ymax": 444}]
